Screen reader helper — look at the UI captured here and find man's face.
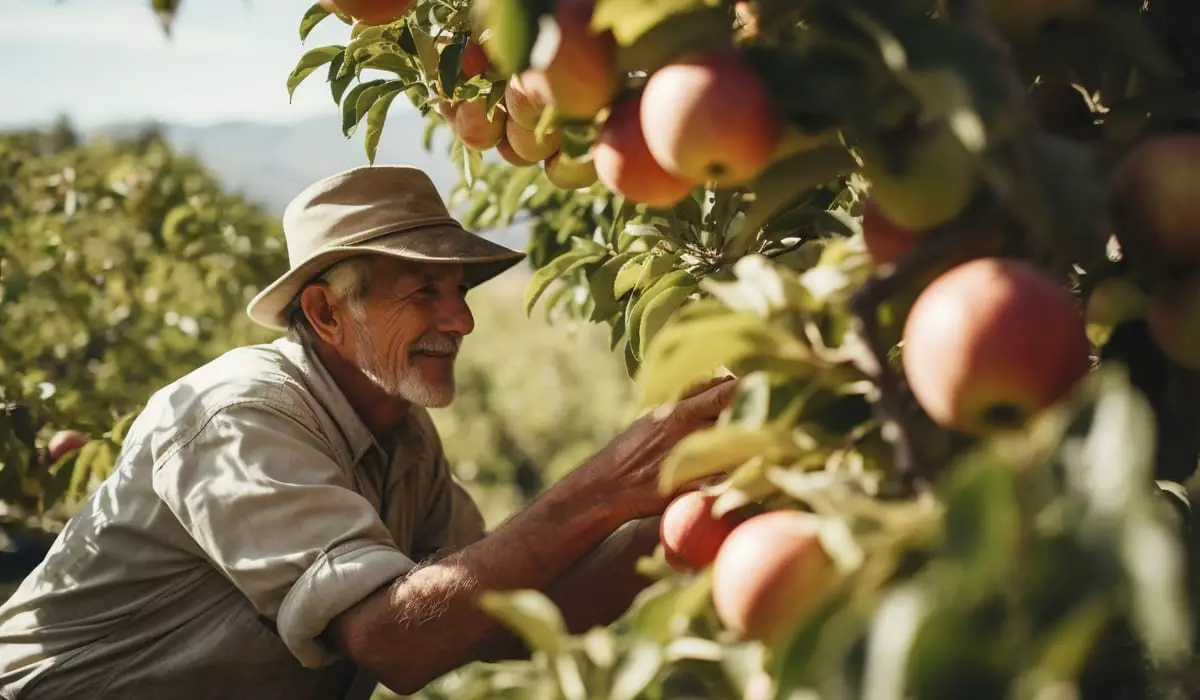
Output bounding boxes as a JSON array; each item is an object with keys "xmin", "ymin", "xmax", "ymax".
[{"xmin": 344, "ymin": 257, "xmax": 474, "ymax": 407}]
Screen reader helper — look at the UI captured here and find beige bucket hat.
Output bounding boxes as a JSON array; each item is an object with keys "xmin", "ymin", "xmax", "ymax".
[{"xmin": 247, "ymin": 165, "xmax": 526, "ymax": 331}]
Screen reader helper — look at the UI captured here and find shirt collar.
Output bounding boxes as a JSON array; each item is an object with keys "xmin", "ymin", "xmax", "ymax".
[{"xmin": 274, "ymin": 336, "xmax": 377, "ymax": 466}]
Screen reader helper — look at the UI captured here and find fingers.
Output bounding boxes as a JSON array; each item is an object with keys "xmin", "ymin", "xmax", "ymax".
[
  {"xmin": 678, "ymin": 374, "xmax": 736, "ymax": 401},
  {"xmin": 677, "ymin": 376, "xmax": 739, "ymax": 423}
]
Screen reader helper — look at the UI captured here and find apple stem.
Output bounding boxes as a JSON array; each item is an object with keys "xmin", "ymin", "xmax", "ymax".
[
  {"xmin": 705, "ymin": 162, "xmax": 729, "ymax": 181},
  {"xmin": 980, "ymin": 403, "xmax": 1027, "ymax": 431}
]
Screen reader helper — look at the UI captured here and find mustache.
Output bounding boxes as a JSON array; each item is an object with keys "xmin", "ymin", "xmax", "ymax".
[{"xmin": 410, "ymin": 333, "xmax": 462, "ymax": 355}]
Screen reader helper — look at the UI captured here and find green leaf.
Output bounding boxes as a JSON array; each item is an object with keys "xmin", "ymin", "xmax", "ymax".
[
  {"xmin": 615, "ymin": 250, "xmax": 676, "ymax": 299},
  {"xmin": 397, "ymin": 23, "xmax": 418, "ymax": 55},
  {"xmin": 439, "ymin": 39, "xmax": 465, "ymax": 98},
  {"xmin": 299, "ymin": 4, "xmax": 332, "ymax": 42},
  {"xmin": 474, "ymin": 0, "xmax": 542, "ymax": 75},
  {"xmin": 1035, "ymin": 597, "xmax": 1114, "ymax": 680},
  {"xmin": 344, "ymin": 24, "xmax": 389, "ymax": 62},
  {"xmin": 408, "ymin": 23, "xmax": 443, "ymax": 79},
  {"xmin": 326, "ymin": 52, "xmax": 352, "ymax": 106},
  {"xmin": 357, "ymin": 53, "xmax": 414, "ymax": 75},
  {"xmin": 355, "ymin": 82, "xmax": 390, "ymax": 124},
  {"xmin": 658, "ymin": 425, "xmax": 797, "ymax": 492},
  {"xmin": 609, "ymin": 640, "xmax": 664, "ymax": 700},
  {"xmin": 287, "ymin": 45, "xmax": 345, "ymax": 101},
  {"xmin": 638, "ymin": 279, "xmax": 695, "ymax": 359},
  {"xmin": 477, "ymin": 589, "xmax": 567, "ymax": 655},
  {"xmin": 485, "ymin": 83, "xmax": 507, "ymax": 118},
  {"xmin": 69, "ymin": 439, "xmax": 103, "ymax": 499},
  {"xmin": 614, "ymin": 6, "xmax": 731, "ymax": 75},
  {"xmin": 627, "ymin": 270, "xmax": 693, "ymax": 360},
  {"xmin": 610, "ymin": 307, "xmax": 627, "ymax": 350},
  {"xmin": 107, "ymin": 410, "xmax": 140, "ymax": 445},
  {"xmin": 422, "ymin": 115, "xmax": 438, "ymax": 152},
  {"xmin": 939, "ymin": 451, "xmax": 1019, "ymax": 595},
  {"xmin": 364, "ymin": 85, "xmax": 406, "ymax": 164},
  {"xmin": 341, "ymin": 79, "xmax": 386, "ymax": 136},
  {"xmin": 500, "ymin": 165, "xmax": 544, "ymax": 221},
  {"xmin": 524, "ymin": 244, "xmax": 607, "ymax": 315},
  {"xmin": 463, "ymin": 146, "xmax": 483, "ymax": 188},
  {"xmin": 589, "ymin": 251, "xmax": 640, "ymax": 323},
  {"xmin": 639, "ymin": 313, "xmax": 814, "ymax": 406},
  {"xmin": 727, "ymin": 145, "xmax": 856, "ymax": 258},
  {"xmin": 592, "ymin": 0, "xmax": 713, "ymax": 46}
]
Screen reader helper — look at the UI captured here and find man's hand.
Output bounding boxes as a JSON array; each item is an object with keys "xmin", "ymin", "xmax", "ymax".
[{"xmin": 573, "ymin": 376, "xmax": 739, "ymax": 524}]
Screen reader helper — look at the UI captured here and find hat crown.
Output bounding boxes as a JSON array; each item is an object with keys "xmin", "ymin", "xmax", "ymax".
[{"xmin": 281, "ymin": 165, "xmax": 459, "ymax": 267}]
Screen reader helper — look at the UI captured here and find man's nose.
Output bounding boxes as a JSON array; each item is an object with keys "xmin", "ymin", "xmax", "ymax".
[{"xmin": 439, "ymin": 295, "xmax": 474, "ymax": 336}]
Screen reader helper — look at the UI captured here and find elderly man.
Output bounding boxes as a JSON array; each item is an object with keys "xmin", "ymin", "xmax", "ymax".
[{"xmin": 0, "ymin": 166, "xmax": 735, "ymax": 699}]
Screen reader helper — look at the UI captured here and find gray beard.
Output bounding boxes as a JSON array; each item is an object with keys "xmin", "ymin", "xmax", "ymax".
[{"xmin": 349, "ymin": 306, "xmax": 457, "ymax": 408}]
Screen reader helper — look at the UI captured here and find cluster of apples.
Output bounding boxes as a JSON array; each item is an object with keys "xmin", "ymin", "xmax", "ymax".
[
  {"xmin": 659, "ymin": 491, "xmax": 835, "ymax": 646},
  {"xmin": 437, "ymin": 69, "xmax": 604, "ymax": 191},
  {"xmin": 439, "ymin": 0, "xmax": 781, "ymax": 202}
]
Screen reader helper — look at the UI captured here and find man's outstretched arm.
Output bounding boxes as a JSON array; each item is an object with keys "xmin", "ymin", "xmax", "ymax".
[
  {"xmin": 328, "ymin": 378, "xmax": 735, "ymax": 695},
  {"xmin": 475, "ymin": 514, "xmax": 662, "ymax": 663}
]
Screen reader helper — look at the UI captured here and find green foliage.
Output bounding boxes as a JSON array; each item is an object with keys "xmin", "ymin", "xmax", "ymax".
[{"xmin": 0, "ymin": 123, "xmax": 286, "ymax": 517}]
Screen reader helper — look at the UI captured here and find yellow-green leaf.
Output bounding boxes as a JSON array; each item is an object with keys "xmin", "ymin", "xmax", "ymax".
[
  {"xmin": 628, "ymin": 270, "xmax": 693, "ymax": 360},
  {"xmin": 609, "ymin": 640, "xmax": 664, "ymax": 700},
  {"xmin": 592, "ymin": 0, "xmax": 714, "ymax": 45},
  {"xmin": 363, "ymin": 85, "xmax": 405, "ymax": 165},
  {"xmin": 638, "ymin": 281, "xmax": 695, "ymax": 359},
  {"xmin": 639, "ymin": 313, "xmax": 814, "ymax": 406},
  {"xmin": 612, "ymin": 253, "xmax": 652, "ymax": 299},
  {"xmin": 299, "ymin": 4, "xmax": 333, "ymax": 42},
  {"xmin": 477, "ymin": 589, "xmax": 567, "ymax": 655},
  {"xmin": 658, "ymin": 425, "xmax": 798, "ymax": 493},
  {"xmin": 287, "ymin": 45, "xmax": 345, "ymax": 101},
  {"xmin": 524, "ymin": 246, "xmax": 607, "ymax": 315},
  {"xmin": 589, "ymin": 250, "xmax": 641, "ymax": 322}
]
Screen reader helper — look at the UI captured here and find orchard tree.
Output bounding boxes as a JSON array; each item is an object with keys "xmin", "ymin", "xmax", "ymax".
[
  {"xmin": 0, "ymin": 124, "xmax": 287, "ymax": 533},
  {"xmin": 282, "ymin": 0, "xmax": 1200, "ymax": 697}
]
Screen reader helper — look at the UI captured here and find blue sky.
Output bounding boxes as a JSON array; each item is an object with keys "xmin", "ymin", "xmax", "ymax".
[{"xmin": 1, "ymin": 0, "xmax": 414, "ymax": 128}]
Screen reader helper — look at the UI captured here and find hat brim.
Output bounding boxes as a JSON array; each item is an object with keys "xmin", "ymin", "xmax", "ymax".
[{"xmin": 246, "ymin": 224, "xmax": 526, "ymax": 331}]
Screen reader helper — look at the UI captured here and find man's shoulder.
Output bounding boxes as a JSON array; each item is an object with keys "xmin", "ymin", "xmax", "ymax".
[{"xmin": 138, "ymin": 339, "xmax": 323, "ymax": 448}]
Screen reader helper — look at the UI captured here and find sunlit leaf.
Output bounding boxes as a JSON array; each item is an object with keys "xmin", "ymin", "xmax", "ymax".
[{"xmin": 477, "ymin": 589, "xmax": 567, "ymax": 655}]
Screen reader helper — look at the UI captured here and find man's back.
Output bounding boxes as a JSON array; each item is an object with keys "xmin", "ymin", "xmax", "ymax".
[{"xmin": 0, "ymin": 338, "xmax": 485, "ymax": 699}]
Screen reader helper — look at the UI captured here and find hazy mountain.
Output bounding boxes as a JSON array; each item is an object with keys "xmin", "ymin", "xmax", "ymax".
[
  {"xmin": 83, "ymin": 114, "xmax": 531, "ymax": 251},
  {"xmin": 160, "ymin": 113, "xmax": 460, "ymax": 213}
]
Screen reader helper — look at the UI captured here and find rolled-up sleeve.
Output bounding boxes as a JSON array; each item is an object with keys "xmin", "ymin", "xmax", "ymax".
[{"xmin": 151, "ymin": 400, "xmax": 414, "ymax": 668}]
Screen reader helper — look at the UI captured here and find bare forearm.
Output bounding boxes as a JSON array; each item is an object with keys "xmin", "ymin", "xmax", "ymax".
[
  {"xmin": 332, "ymin": 470, "xmax": 620, "ymax": 694},
  {"xmin": 477, "ymin": 516, "xmax": 661, "ymax": 661}
]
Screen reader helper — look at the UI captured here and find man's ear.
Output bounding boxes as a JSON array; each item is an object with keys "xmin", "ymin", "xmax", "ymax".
[{"xmin": 300, "ymin": 284, "xmax": 347, "ymax": 348}]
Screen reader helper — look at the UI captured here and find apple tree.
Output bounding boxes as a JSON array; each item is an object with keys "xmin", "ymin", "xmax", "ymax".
[
  {"xmin": 0, "ymin": 122, "xmax": 288, "ymax": 542},
  {"xmin": 285, "ymin": 0, "xmax": 1200, "ymax": 697}
]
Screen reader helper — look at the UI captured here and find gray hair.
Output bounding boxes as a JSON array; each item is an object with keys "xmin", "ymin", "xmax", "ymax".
[{"xmin": 284, "ymin": 256, "xmax": 375, "ymax": 346}]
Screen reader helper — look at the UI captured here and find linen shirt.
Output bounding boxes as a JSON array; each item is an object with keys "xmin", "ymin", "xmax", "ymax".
[{"xmin": 0, "ymin": 337, "xmax": 487, "ymax": 699}]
